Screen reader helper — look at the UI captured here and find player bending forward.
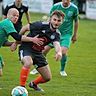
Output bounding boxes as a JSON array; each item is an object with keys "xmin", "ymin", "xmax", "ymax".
[{"xmin": 11, "ymin": 10, "xmax": 64, "ymax": 91}]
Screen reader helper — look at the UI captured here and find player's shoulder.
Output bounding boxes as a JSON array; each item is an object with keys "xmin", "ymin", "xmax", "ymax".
[
  {"xmin": 35, "ymin": 21, "xmax": 49, "ymax": 27},
  {"xmin": 7, "ymin": 2, "xmax": 14, "ymax": 7},
  {"xmin": 54, "ymin": 2, "xmax": 61, "ymax": 6},
  {"xmin": 31, "ymin": 21, "xmax": 49, "ymax": 27},
  {"xmin": 56, "ymin": 29, "xmax": 61, "ymax": 35},
  {"xmin": 53, "ymin": 2, "xmax": 62, "ymax": 7},
  {"xmin": 70, "ymin": 2, "xmax": 78, "ymax": 9},
  {"xmin": 22, "ymin": 3, "xmax": 28, "ymax": 8},
  {"xmin": 42, "ymin": 21, "xmax": 49, "ymax": 25}
]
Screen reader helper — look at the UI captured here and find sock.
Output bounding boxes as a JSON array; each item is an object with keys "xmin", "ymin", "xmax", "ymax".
[
  {"xmin": 20, "ymin": 66, "xmax": 30, "ymax": 87},
  {"xmin": 33, "ymin": 75, "xmax": 46, "ymax": 85},
  {"xmin": 60, "ymin": 55, "xmax": 67, "ymax": 71}
]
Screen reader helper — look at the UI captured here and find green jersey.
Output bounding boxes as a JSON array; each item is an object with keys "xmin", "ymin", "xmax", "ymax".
[
  {"xmin": 0, "ymin": 18, "xmax": 17, "ymax": 47},
  {"xmin": 50, "ymin": 2, "xmax": 79, "ymax": 39}
]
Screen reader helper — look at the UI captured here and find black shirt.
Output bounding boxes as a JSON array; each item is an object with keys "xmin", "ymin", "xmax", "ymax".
[
  {"xmin": 3, "ymin": 2, "xmax": 28, "ymax": 24},
  {"xmin": 21, "ymin": 21, "xmax": 61, "ymax": 52}
]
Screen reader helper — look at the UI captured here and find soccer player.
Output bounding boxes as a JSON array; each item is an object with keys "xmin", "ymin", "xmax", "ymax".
[
  {"xmin": 45, "ymin": 0, "xmax": 79, "ymax": 76},
  {"xmin": 30, "ymin": 0, "xmax": 79, "ymax": 76},
  {"xmin": 11, "ymin": 10, "xmax": 64, "ymax": 91},
  {"xmin": 3, "ymin": 0, "xmax": 30, "ymax": 33},
  {"xmin": 0, "ymin": 8, "xmax": 44, "ymax": 57}
]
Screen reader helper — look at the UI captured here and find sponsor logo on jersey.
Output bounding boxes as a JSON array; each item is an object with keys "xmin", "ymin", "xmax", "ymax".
[
  {"xmin": 50, "ymin": 35, "xmax": 55, "ymax": 40},
  {"xmin": 42, "ymin": 30, "xmax": 45, "ymax": 33}
]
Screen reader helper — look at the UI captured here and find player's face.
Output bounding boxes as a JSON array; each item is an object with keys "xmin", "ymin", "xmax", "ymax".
[
  {"xmin": 50, "ymin": 15, "xmax": 63, "ymax": 29},
  {"xmin": 15, "ymin": 0, "xmax": 22, "ymax": 4},
  {"xmin": 62, "ymin": 0, "xmax": 70, "ymax": 7},
  {"xmin": 10, "ymin": 11, "xmax": 19, "ymax": 24}
]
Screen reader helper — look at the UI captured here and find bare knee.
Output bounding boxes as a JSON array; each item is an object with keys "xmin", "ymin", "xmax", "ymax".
[
  {"xmin": 44, "ymin": 74, "xmax": 52, "ymax": 82},
  {"xmin": 22, "ymin": 56, "xmax": 33, "ymax": 68}
]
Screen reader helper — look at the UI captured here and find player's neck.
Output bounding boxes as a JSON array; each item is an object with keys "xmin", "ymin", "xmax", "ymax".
[
  {"xmin": 50, "ymin": 23, "xmax": 56, "ymax": 31},
  {"xmin": 15, "ymin": 2, "xmax": 22, "ymax": 8}
]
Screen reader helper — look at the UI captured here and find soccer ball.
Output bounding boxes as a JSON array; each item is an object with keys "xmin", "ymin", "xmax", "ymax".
[{"xmin": 11, "ymin": 86, "xmax": 28, "ymax": 96}]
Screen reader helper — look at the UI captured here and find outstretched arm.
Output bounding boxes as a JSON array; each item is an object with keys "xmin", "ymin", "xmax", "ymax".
[{"xmin": 53, "ymin": 41, "xmax": 62, "ymax": 61}]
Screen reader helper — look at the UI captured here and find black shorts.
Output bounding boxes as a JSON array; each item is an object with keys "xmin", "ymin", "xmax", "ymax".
[{"xmin": 18, "ymin": 46, "xmax": 48, "ymax": 68}]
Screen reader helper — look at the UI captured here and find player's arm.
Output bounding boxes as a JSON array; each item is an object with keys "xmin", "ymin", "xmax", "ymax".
[
  {"xmin": 25, "ymin": 11, "xmax": 31, "ymax": 24},
  {"xmin": 10, "ymin": 32, "xmax": 44, "ymax": 51},
  {"xmin": 74, "ymin": 19, "xmax": 79, "ymax": 36},
  {"xmin": 72, "ymin": 7, "xmax": 79, "ymax": 43},
  {"xmin": 72, "ymin": 19, "xmax": 79, "ymax": 43},
  {"xmin": 10, "ymin": 32, "xmax": 43, "ymax": 44},
  {"xmin": 3, "ymin": 41, "xmax": 14, "ymax": 46},
  {"xmin": 3, "ymin": 5, "xmax": 9, "ymax": 19},
  {"xmin": 19, "ymin": 24, "xmax": 30, "ymax": 35},
  {"xmin": 53, "ymin": 41, "xmax": 62, "ymax": 61}
]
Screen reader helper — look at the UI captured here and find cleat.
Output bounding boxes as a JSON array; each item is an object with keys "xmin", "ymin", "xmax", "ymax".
[
  {"xmin": 60, "ymin": 71, "xmax": 67, "ymax": 76},
  {"xmin": 29, "ymin": 82, "xmax": 44, "ymax": 92},
  {"xmin": 30, "ymin": 69, "xmax": 38, "ymax": 75}
]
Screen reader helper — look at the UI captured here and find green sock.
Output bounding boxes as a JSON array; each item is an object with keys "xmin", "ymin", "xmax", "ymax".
[{"xmin": 60, "ymin": 55, "xmax": 67, "ymax": 71}]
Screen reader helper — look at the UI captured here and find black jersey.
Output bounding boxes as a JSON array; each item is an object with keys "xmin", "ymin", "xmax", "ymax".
[
  {"xmin": 3, "ymin": 2, "xmax": 28, "ymax": 24},
  {"xmin": 21, "ymin": 21, "xmax": 61, "ymax": 52}
]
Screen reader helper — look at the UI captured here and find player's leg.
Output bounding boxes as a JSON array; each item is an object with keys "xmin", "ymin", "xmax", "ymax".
[
  {"xmin": 29, "ymin": 65, "xmax": 51, "ymax": 91},
  {"xmin": 20, "ymin": 56, "xmax": 33, "ymax": 87},
  {"xmin": 30, "ymin": 44, "xmax": 53, "ymax": 75},
  {"xmin": 29, "ymin": 53, "xmax": 51, "ymax": 91},
  {"xmin": 60, "ymin": 34, "xmax": 72, "ymax": 76},
  {"xmin": 19, "ymin": 48, "xmax": 33, "ymax": 87},
  {"xmin": 60, "ymin": 46, "xmax": 68, "ymax": 76}
]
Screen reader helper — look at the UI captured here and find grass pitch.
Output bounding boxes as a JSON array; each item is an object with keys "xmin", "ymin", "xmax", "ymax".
[{"xmin": 0, "ymin": 13, "xmax": 96, "ymax": 96}]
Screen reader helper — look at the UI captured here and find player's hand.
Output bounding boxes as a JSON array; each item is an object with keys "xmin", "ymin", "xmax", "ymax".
[
  {"xmin": 55, "ymin": 52, "xmax": 62, "ymax": 61},
  {"xmin": 32, "ymin": 35, "xmax": 44, "ymax": 46},
  {"xmin": 71, "ymin": 34, "xmax": 77, "ymax": 43},
  {"xmin": 10, "ymin": 42, "xmax": 17, "ymax": 52}
]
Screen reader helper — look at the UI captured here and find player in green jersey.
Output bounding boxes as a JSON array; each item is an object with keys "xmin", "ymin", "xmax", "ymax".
[
  {"xmin": 30, "ymin": 0, "xmax": 79, "ymax": 76},
  {"xmin": 0, "ymin": 8, "xmax": 44, "ymax": 76},
  {"xmin": 45, "ymin": 0, "xmax": 79, "ymax": 76},
  {"xmin": 0, "ymin": 8, "xmax": 44, "ymax": 48}
]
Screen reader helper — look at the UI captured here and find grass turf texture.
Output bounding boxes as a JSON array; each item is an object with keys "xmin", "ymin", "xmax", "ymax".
[{"xmin": 0, "ymin": 13, "xmax": 96, "ymax": 96}]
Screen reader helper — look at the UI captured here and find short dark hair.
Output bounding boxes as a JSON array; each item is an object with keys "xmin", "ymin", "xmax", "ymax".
[{"xmin": 50, "ymin": 10, "xmax": 65, "ymax": 19}]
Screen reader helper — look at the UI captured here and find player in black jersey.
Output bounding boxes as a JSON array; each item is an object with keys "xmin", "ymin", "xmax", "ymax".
[
  {"xmin": 3, "ymin": 0, "xmax": 30, "ymax": 33},
  {"xmin": 11, "ymin": 10, "xmax": 64, "ymax": 91}
]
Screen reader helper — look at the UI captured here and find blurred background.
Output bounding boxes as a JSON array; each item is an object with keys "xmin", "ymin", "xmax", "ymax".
[{"xmin": 0, "ymin": 0, "xmax": 96, "ymax": 20}]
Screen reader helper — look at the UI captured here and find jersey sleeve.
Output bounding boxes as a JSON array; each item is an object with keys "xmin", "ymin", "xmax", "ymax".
[
  {"xmin": 73, "ymin": 6, "xmax": 79, "ymax": 21},
  {"xmin": 3, "ymin": 5, "xmax": 9, "ymax": 16},
  {"xmin": 52, "ymin": 32, "xmax": 60, "ymax": 43},
  {"xmin": 25, "ymin": 7, "xmax": 28, "ymax": 13},
  {"xmin": 23, "ymin": 4, "xmax": 28, "ymax": 13},
  {"xmin": 4, "ymin": 20, "xmax": 17, "ymax": 35}
]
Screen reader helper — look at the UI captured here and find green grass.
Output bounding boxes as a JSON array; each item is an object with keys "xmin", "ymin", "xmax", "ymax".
[{"xmin": 0, "ymin": 13, "xmax": 96, "ymax": 96}]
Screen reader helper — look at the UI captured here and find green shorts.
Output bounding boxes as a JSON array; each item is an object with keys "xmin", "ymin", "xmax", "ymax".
[
  {"xmin": 0, "ymin": 56, "xmax": 4, "ymax": 69},
  {"xmin": 60, "ymin": 34, "xmax": 72, "ymax": 48},
  {"xmin": 48, "ymin": 34, "xmax": 72, "ymax": 48}
]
